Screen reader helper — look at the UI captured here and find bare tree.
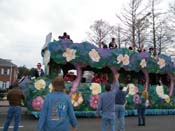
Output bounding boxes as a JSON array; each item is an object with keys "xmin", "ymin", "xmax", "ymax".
[
  {"xmin": 111, "ymin": 25, "xmax": 126, "ymax": 48},
  {"xmin": 168, "ymin": 0, "xmax": 175, "ymax": 43},
  {"xmin": 169, "ymin": 0, "xmax": 175, "ymax": 29},
  {"xmin": 136, "ymin": 12, "xmax": 151, "ymax": 48},
  {"xmin": 147, "ymin": 0, "xmax": 174, "ymax": 55},
  {"xmin": 87, "ymin": 19, "xmax": 113, "ymax": 47},
  {"xmin": 116, "ymin": 0, "xmax": 150, "ymax": 50},
  {"xmin": 156, "ymin": 20, "xmax": 174, "ymax": 54},
  {"xmin": 151, "ymin": 0, "xmax": 157, "ymax": 55}
]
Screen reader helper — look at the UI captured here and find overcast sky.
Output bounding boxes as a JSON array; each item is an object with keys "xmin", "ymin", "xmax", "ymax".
[{"xmin": 0, "ymin": 0, "xmax": 173, "ymax": 68}]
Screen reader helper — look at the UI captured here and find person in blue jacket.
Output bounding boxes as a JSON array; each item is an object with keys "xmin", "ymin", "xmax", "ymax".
[
  {"xmin": 96, "ymin": 83, "xmax": 116, "ymax": 131},
  {"xmin": 96, "ymin": 73, "xmax": 120, "ymax": 131},
  {"xmin": 37, "ymin": 76, "xmax": 78, "ymax": 131}
]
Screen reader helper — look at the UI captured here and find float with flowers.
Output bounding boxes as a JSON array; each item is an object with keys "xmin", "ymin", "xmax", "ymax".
[{"xmin": 21, "ymin": 37, "xmax": 175, "ymax": 118}]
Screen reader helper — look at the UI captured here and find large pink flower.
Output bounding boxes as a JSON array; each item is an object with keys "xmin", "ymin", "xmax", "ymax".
[
  {"xmin": 32, "ymin": 96, "xmax": 44, "ymax": 111},
  {"xmin": 90, "ymin": 95, "xmax": 99, "ymax": 109},
  {"xmin": 133, "ymin": 94, "xmax": 140, "ymax": 104}
]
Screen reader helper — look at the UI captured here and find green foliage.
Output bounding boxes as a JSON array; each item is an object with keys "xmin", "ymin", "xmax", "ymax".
[{"xmin": 17, "ymin": 66, "xmax": 30, "ymax": 79}]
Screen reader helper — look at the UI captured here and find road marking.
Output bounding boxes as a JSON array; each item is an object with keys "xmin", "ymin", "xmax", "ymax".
[{"xmin": 0, "ymin": 125, "xmax": 24, "ymax": 129}]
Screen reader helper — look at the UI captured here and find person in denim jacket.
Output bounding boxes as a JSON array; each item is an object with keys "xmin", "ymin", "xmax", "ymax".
[
  {"xmin": 96, "ymin": 73, "xmax": 120, "ymax": 131},
  {"xmin": 96, "ymin": 83, "xmax": 116, "ymax": 131},
  {"xmin": 37, "ymin": 76, "xmax": 78, "ymax": 131}
]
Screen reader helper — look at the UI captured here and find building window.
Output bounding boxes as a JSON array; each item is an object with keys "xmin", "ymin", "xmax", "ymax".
[
  {"xmin": 2, "ymin": 81, "xmax": 9, "ymax": 89},
  {"xmin": 3, "ymin": 69, "xmax": 10, "ymax": 75},
  {"xmin": 0, "ymin": 81, "xmax": 3, "ymax": 88},
  {"xmin": 0, "ymin": 81, "xmax": 10, "ymax": 90},
  {"xmin": 7, "ymin": 69, "xmax": 10, "ymax": 75},
  {"xmin": 2, "ymin": 82, "xmax": 6, "ymax": 88},
  {"xmin": 6, "ymin": 81, "xmax": 10, "ymax": 88},
  {"xmin": 1, "ymin": 68, "xmax": 4, "ymax": 75}
]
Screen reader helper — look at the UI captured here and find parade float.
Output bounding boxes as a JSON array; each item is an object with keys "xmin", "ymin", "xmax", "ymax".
[{"xmin": 20, "ymin": 33, "xmax": 175, "ymax": 118}]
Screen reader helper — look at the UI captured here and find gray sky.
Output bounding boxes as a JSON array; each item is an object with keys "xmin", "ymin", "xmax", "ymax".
[{"xmin": 0, "ymin": 0, "xmax": 173, "ymax": 68}]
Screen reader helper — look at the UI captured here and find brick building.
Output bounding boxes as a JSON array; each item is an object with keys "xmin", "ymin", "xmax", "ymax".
[{"xmin": 0, "ymin": 58, "xmax": 18, "ymax": 90}]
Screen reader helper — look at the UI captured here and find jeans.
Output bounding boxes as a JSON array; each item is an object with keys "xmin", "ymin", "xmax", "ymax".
[
  {"xmin": 137, "ymin": 107, "xmax": 146, "ymax": 125},
  {"xmin": 3, "ymin": 106, "xmax": 22, "ymax": 131},
  {"xmin": 101, "ymin": 117, "xmax": 115, "ymax": 131},
  {"xmin": 115, "ymin": 105, "xmax": 126, "ymax": 131}
]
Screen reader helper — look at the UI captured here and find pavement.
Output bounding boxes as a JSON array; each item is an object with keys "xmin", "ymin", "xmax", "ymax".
[
  {"xmin": 0, "ymin": 100, "xmax": 27, "ymax": 114},
  {"xmin": 1, "ymin": 100, "xmax": 175, "ymax": 131},
  {"xmin": 0, "ymin": 114, "xmax": 175, "ymax": 131}
]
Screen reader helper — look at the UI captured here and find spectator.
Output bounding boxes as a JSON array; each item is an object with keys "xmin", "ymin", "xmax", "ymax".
[
  {"xmin": 58, "ymin": 32, "xmax": 73, "ymax": 43},
  {"xmin": 91, "ymin": 73, "xmax": 101, "ymax": 83},
  {"xmin": 63, "ymin": 32, "xmax": 68, "ymax": 39},
  {"xmin": 115, "ymin": 85, "xmax": 129, "ymax": 131},
  {"xmin": 149, "ymin": 47, "xmax": 154, "ymax": 56},
  {"xmin": 134, "ymin": 90, "xmax": 148, "ymax": 126},
  {"xmin": 58, "ymin": 35, "xmax": 63, "ymax": 40},
  {"xmin": 37, "ymin": 76, "xmax": 78, "ymax": 131},
  {"xmin": 128, "ymin": 46, "xmax": 133, "ymax": 51},
  {"xmin": 3, "ymin": 82, "xmax": 25, "ymax": 131},
  {"xmin": 109, "ymin": 38, "xmax": 117, "ymax": 49},
  {"xmin": 66, "ymin": 35, "xmax": 73, "ymax": 42},
  {"xmin": 33, "ymin": 63, "xmax": 44, "ymax": 78},
  {"xmin": 137, "ymin": 44, "xmax": 146, "ymax": 53},
  {"xmin": 100, "ymin": 73, "xmax": 108, "ymax": 84},
  {"xmin": 100, "ymin": 42, "xmax": 108, "ymax": 49},
  {"xmin": 96, "ymin": 83, "xmax": 116, "ymax": 131}
]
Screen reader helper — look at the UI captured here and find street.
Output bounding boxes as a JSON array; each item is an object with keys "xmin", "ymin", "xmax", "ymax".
[{"xmin": 0, "ymin": 111, "xmax": 175, "ymax": 131}]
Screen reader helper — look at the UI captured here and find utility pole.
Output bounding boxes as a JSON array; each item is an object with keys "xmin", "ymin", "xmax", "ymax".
[
  {"xmin": 117, "ymin": 25, "xmax": 121, "ymax": 48},
  {"xmin": 152, "ymin": 0, "xmax": 157, "ymax": 56}
]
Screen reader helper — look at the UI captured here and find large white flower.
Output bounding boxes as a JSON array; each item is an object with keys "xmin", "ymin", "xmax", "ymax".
[
  {"xmin": 140, "ymin": 59, "xmax": 147, "ymax": 68},
  {"xmin": 88, "ymin": 49, "xmax": 101, "ymax": 62},
  {"xmin": 63, "ymin": 48, "xmax": 76, "ymax": 62},
  {"xmin": 34, "ymin": 79, "xmax": 46, "ymax": 90},
  {"xmin": 117, "ymin": 54, "xmax": 129, "ymax": 65},
  {"xmin": 161, "ymin": 94, "xmax": 169, "ymax": 99},
  {"xmin": 117, "ymin": 54, "xmax": 123, "ymax": 64},
  {"xmin": 123, "ymin": 54, "xmax": 130, "ymax": 65},
  {"xmin": 127, "ymin": 83, "xmax": 138, "ymax": 95},
  {"xmin": 161, "ymin": 94, "xmax": 170, "ymax": 103},
  {"xmin": 71, "ymin": 92, "xmax": 84, "ymax": 107},
  {"xmin": 156, "ymin": 86, "xmax": 171, "ymax": 103},
  {"xmin": 90, "ymin": 83, "xmax": 102, "ymax": 95},
  {"xmin": 122, "ymin": 86, "xmax": 128, "ymax": 91},
  {"xmin": 156, "ymin": 85, "xmax": 164, "ymax": 97},
  {"xmin": 123, "ymin": 86, "xmax": 129, "ymax": 97},
  {"xmin": 157, "ymin": 58, "xmax": 166, "ymax": 69}
]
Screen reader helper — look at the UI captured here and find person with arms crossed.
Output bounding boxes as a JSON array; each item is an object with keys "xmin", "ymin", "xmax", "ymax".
[{"xmin": 33, "ymin": 63, "xmax": 44, "ymax": 78}]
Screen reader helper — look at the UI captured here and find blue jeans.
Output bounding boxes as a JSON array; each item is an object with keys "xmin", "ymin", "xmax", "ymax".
[
  {"xmin": 3, "ymin": 106, "xmax": 22, "ymax": 131},
  {"xmin": 115, "ymin": 105, "xmax": 126, "ymax": 131},
  {"xmin": 101, "ymin": 117, "xmax": 115, "ymax": 131},
  {"xmin": 137, "ymin": 107, "xmax": 146, "ymax": 125}
]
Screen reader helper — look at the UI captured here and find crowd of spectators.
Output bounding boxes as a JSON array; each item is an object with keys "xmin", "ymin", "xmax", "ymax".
[
  {"xmin": 58, "ymin": 32, "xmax": 158, "ymax": 55},
  {"xmin": 58, "ymin": 32, "xmax": 73, "ymax": 42}
]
